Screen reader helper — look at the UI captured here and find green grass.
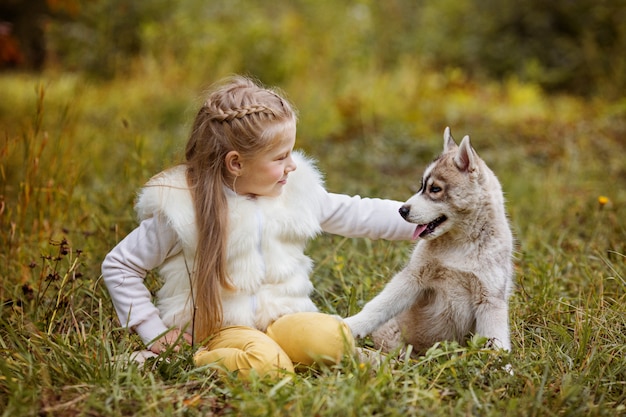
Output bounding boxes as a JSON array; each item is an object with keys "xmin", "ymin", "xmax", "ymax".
[{"xmin": 1, "ymin": 61, "xmax": 625, "ymax": 416}]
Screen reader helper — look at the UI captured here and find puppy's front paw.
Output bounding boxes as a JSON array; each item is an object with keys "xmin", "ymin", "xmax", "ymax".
[
  {"xmin": 485, "ymin": 337, "xmax": 511, "ymax": 352},
  {"xmin": 344, "ymin": 315, "xmax": 371, "ymax": 338}
]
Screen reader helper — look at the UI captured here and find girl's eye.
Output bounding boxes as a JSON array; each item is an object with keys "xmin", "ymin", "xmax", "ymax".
[{"xmin": 429, "ymin": 185, "xmax": 442, "ymax": 193}]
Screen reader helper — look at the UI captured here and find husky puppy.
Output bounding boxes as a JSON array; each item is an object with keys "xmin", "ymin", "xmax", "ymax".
[{"xmin": 345, "ymin": 128, "xmax": 514, "ymax": 354}]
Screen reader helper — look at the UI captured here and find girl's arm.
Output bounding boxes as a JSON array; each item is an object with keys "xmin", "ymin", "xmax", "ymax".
[
  {"xmin": 102, "ymin": 214, "xmax": 184, "ymax": 349},
  {"xmin": 319, "ymin": 191, "xmax": 415, "ymax": 240}
]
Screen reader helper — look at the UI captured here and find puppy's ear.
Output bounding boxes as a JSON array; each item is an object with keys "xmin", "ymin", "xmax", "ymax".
[
  {"xmin": 454, "ymin": 135, "xmax": 477, "ymax": 172},
  {"xmin": 443, "ymin": 127, "xmax": 457, "ymax": 152}
]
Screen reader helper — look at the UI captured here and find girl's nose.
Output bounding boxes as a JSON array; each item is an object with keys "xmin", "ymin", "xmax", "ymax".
[{"xmin": 286, "ymin": 156, "xmax": 297, "ymax": 172}]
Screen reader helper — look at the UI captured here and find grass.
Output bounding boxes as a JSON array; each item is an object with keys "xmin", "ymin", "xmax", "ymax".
[{"xmin": 1, "ymin": 60, "xmax": 625, "ymax": 416}]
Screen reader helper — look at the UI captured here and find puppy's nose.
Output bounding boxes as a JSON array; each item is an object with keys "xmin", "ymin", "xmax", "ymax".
[{"xmin": 399, "ymin": 205, "xmax": 410, "ymax": 219}]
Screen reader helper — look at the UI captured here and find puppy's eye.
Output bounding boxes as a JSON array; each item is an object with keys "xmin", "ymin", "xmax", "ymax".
[{"xmin": 429, "ymin": 185, "xmax": 442, "ymax": 193}]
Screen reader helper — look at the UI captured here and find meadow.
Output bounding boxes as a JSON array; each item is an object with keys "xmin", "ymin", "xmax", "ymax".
[{"xmin": 1, "ymin": 2, "xmax": 626, "ymax": 416}]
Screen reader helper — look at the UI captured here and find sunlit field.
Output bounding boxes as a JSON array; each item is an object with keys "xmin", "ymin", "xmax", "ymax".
[{"xmin": 1, "ymin": 2, "xmax": 625, "ymax": 416}]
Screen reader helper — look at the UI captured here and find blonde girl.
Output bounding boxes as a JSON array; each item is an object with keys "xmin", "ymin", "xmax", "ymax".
[{"xmin": 102, "ymin": 76, "xmax": 414, "ymax": 378}]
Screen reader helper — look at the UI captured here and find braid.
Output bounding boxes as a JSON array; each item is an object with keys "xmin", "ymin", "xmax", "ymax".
[{"xmin": 204, "ymin": 103, "xmax": 277, "ymax": 122}]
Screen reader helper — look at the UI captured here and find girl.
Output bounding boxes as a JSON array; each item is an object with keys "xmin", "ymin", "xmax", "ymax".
[{"xmin": 102, "ymin": 76, "xmax": 415, "ymax": 378}]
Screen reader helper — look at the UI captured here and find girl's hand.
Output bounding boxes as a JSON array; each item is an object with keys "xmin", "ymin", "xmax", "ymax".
[{"xmin": 149, "ymin": 329, "xmax": 193, "ymax": 354}]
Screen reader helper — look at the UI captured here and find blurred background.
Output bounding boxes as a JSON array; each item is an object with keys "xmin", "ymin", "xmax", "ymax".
[{"xmin": 3, "ymin": 0, "xmax": 625, "ymax": 95}]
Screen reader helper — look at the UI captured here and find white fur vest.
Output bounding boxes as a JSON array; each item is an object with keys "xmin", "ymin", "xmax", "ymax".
[{"xmin": 134, "ymin": 151, "xmax": 325, "ymax": 333}]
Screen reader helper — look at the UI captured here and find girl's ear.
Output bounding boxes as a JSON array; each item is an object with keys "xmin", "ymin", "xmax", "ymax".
[{"xmin": 225, "ymin": 151, "xmax": 243, "ymax": 177}]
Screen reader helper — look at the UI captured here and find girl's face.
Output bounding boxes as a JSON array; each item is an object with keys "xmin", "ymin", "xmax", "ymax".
[{"xmin": 234, "ymin": 122, "xmax": 297, "ymax": 198}]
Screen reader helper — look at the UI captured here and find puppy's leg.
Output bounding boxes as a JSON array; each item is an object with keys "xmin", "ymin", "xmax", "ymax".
[
  {"xmin": 475, "ymin": 298, "xmax": 510, "ymax": 351},
  {"xmin": 345, "ymin": 268, "xmax": 420, "ymax": 338},
  {"xmin": 371, "ymin": 317, "xmax": 403, "ymax": 353}
]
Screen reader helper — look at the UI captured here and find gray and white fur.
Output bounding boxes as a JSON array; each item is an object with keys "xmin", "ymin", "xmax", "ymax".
[{"xmin": 345, "ymin": 127, "xmax": 514, "ymax": 354}]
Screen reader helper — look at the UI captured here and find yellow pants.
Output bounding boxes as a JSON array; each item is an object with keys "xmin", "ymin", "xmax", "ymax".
[{"xmin": 193, "ymin": 312, "xmax": 354, "ymax": 378}]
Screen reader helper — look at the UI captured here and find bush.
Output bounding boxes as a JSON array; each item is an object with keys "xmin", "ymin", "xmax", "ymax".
[
  {"xmin": 413, "ymin": 0, "xmax": 626, "ymax": 97},
  {"xmin": 40, "ymin": 0, "xmax": 626, "ymax": 96}
]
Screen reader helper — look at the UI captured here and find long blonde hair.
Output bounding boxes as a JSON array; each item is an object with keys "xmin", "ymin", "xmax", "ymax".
[{"xmin": 184, "ymin": 76, "xmax": 296, "ymax": 343}]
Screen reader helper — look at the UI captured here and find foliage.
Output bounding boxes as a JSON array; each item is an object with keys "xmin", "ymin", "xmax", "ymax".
[
  {"xmin": 45, "ymin": 0, "xmax": 175, "ymax": 78},
  {"xmin": 413, "ymin": 0, "xmax": 626, "ymax": 97},
  {"xmin": 2, "ymin": 2, "xmax": 626, "ymax": 415},
  {"xmin": 40, "ymin": 0, "xmax": 626, "ymax": 97}
]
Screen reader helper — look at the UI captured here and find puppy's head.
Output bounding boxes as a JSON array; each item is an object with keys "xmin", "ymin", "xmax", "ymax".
[{"xmin": 400, "ymin": 127, "xmax": 485, "ymax": 240}]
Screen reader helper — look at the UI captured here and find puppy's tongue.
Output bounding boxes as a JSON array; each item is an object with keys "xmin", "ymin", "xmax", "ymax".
[{"xmin": 412, "ymin": 224, "xmax": 427, "ymax": 240}]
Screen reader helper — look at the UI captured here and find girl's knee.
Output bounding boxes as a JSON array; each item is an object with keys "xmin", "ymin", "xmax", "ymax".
[
  {"xmin": 193, "ymin": 327, "xmax": 294, "ymax": 378},
  {"xmin": 267, "ymin": 312, "xmax": 355, "ymax": 366}
]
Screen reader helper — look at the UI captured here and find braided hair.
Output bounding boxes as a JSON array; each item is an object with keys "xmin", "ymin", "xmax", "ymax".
[{"xmin": 184, "ymin": 76, "xmax": 297, "ymax": 343}]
